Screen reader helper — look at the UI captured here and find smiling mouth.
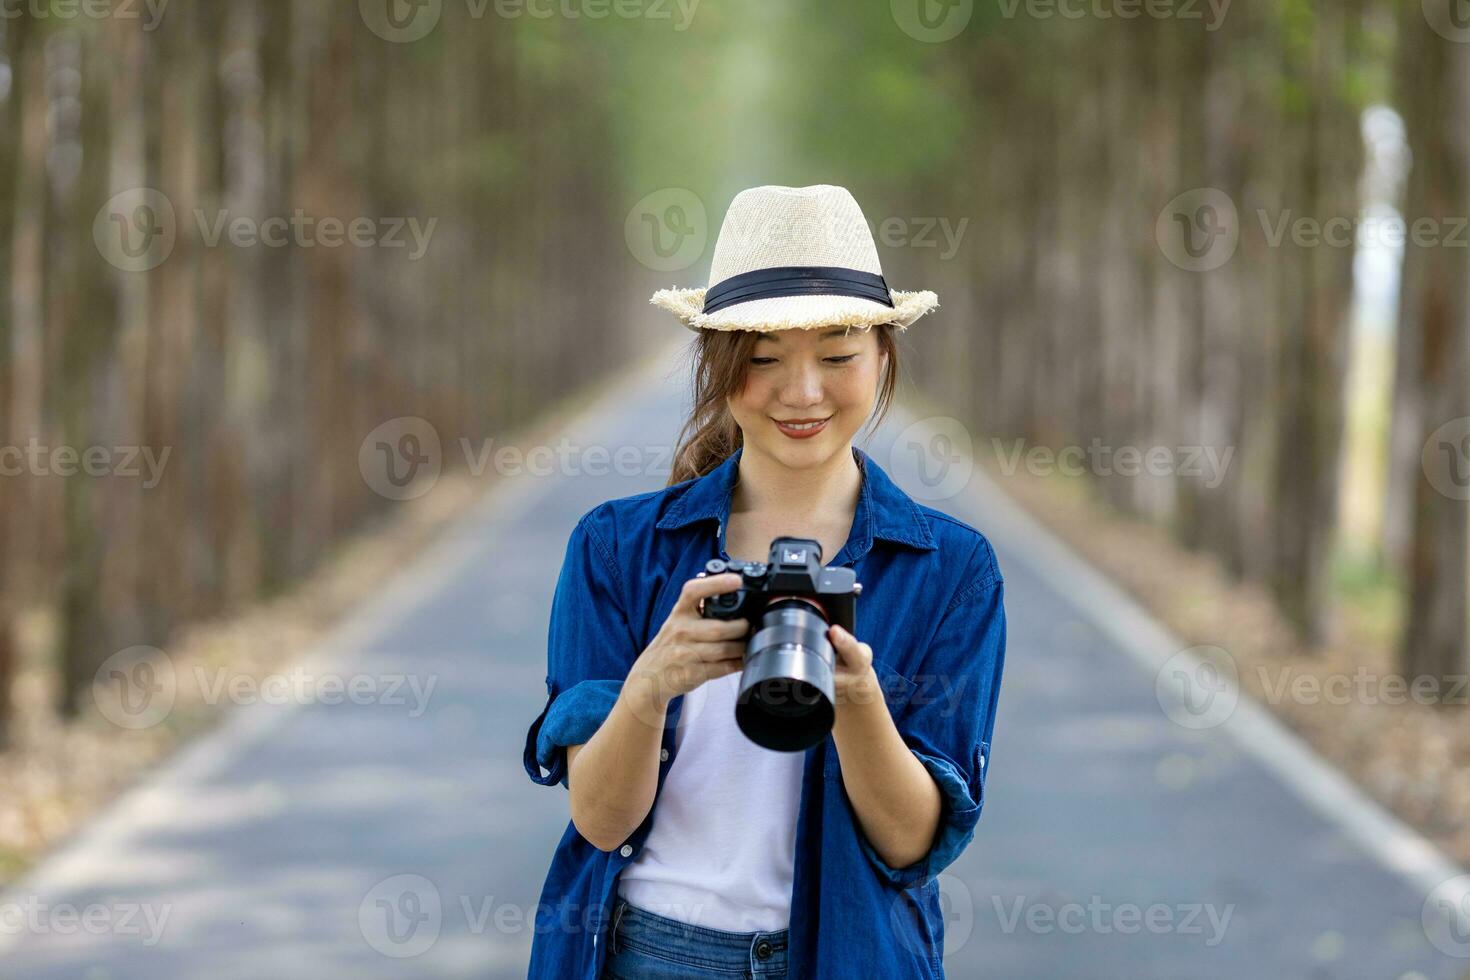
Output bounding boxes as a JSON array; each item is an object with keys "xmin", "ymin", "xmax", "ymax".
[{"xmin": 773, "ymin": 416, "xmax": 831, "ymax": 432}]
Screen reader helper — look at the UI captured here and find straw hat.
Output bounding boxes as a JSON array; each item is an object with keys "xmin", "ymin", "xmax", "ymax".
[{"xmin": 650, "ymin": 184, "xmax": 939, "ymax": 333}]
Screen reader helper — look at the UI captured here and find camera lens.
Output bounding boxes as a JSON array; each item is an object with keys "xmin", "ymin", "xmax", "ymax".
[{"xmin": 735, "ymin": 598, "xmax": 837, "ymax": 752}]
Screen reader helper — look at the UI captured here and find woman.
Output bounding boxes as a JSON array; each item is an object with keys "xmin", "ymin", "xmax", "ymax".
[{"xmin": 523, "ymin": 185, "xmax": 1006, "ymax": 979}]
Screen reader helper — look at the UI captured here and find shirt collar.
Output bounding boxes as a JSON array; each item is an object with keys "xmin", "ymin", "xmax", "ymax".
[{"xmin": 655, "ymin": 444, "xmax": 937, "ymax": 560}]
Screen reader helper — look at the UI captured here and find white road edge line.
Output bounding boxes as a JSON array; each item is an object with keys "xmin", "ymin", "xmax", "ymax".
[
  {"xmin": 891, "ymin": 408, "xmax": 1468, "ymax": 913},
  {"xmin": 5, "ymin": 353, "xmax": 1463, "ymax": 936},
  {"xmin": 0, "ymin": 343, "xmax": 682, "ymax": 916}
]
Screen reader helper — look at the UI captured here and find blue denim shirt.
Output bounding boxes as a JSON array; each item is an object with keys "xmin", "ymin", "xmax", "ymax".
[{"xmin": 522, "ymin": 444, "xmax": 1006, "ymax": 979}]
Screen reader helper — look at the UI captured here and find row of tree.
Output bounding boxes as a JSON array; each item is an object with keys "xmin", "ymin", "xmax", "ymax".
[
  {"xmin": 0, "ymin": 2, "xmax": 635, "ymax": 742},
  {"xmin": 942, "ymin": 2, "xmax": 1464, "ymax": 690},
  {"xmin": 1, "ymin": 0, "xmax": 1466, "ymax": 744},
  {"xmin": 760, "ymin": 0, "xmax": 1466, "ymax": 693}
]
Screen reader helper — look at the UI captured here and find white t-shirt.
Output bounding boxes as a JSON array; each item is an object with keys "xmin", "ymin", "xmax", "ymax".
[{"xmin": 616, "ymin": 669, "xmax": 804, "ymax": 933}]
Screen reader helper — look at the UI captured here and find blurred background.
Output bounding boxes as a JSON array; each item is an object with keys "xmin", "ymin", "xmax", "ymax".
[{"xmin": 0, "ymin": 0, "xmax": 1469, "ymax": 976}]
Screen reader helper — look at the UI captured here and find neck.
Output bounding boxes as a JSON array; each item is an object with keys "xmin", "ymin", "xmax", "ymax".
[{"xmin": 731, "ymin": 443, "xmax": 863, "ymax": 523}]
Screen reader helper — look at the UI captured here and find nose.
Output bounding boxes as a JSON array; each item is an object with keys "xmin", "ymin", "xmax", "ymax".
[{"xmin": 779, "ymin": 359, "xmax": 825, "ymax": 408}]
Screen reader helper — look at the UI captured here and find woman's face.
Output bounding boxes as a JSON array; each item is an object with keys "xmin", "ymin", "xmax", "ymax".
[{"xmin": 727, "ymin": 325, "xmax": 886, "ymax": 470}]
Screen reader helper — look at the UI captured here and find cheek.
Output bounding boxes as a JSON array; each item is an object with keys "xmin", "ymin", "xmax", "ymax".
[
  {"xmin": 835, "ymin": 367, "xmax": 881, "ymax": 407},
  {"xmin": 728, "ymin": 378, "xmax": 768, "ymax": 417}
]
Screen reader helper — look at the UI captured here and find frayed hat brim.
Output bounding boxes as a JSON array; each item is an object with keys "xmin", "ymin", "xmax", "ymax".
[{"xmin": 649, "ymin": 288, "xmax": 938, "ymax": 333}]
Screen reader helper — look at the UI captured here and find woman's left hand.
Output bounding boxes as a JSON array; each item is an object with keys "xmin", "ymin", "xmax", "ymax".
[{"xmin": 827, "ymin": 624, "xmax": 882, "ymax": 710}]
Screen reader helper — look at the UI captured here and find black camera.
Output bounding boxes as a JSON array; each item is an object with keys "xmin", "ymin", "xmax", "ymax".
[{"xmin": 698, "ymin": 536, "xmax": 862, "ymax": 752}]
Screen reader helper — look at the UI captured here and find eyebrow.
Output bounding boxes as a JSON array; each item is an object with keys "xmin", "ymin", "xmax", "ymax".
[{"xmin": 755, "ymin": 327, "xmax": 856, "ymax": 344}]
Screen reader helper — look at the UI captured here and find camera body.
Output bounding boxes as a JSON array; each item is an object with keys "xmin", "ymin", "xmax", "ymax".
[
  {"xmin": 699, "ymin": 537, "xmax": 859, "ymax": 635},
  {"xmin": 698, "ymin": 536, "xmax": 862, "ymax": 752}
]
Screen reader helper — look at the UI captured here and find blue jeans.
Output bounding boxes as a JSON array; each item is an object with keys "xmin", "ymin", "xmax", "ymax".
[{"xmin": 600, "ymin": 897, "xmax": 789, "ymax": 979}]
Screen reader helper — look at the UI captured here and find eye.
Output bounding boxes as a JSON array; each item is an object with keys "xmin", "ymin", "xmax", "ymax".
[
  {"xmin": 824, "ymin": 354, "xmax": 858, "ymax": 364},
  {"xmin": 750, "ymin": 357, "xmax": 777, "ymax": 366}
]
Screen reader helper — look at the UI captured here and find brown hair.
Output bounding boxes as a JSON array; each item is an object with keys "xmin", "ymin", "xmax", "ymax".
[{"xmin": 666, "ymin": 323, "xmax": 901, "ymax": 486}]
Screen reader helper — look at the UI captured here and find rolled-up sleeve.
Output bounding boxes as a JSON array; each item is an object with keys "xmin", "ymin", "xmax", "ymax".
[
  {"xmin": 859, "ymin": 541, "xmax": 1006, "ymax": 889},
  {"xmin": 522, "ymin": 506, "xmax": 639, "ymax": 789}
]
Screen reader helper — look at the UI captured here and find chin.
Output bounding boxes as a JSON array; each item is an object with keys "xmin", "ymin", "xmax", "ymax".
[{"xmin": 764, "ymin": 432, "xmax": 847, "ymax": 466}]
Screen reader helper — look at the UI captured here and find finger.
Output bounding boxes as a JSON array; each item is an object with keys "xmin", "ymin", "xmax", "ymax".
[
  {"xmin": 695, "ymin": 657, "xmax": 744, "ymax": 684},
  {"xmin": 682, "ymin": 617, "xmax": 751, "ymax": 642},
  {"xmin": 828, "ymin": 623, "xmax": 856, "ymax": 652},
  {"xmin": 690, "ymin": 639, "xmax": 748, "ymax": 663},
  {"xmin": 666, "ymin": 655, "xmax": 743, "ymax": 696},
  {"xmin": 828, "ymin": 625, "xmax": 872, "ymax": 670},
  {"xmin": 674, "ymin": 572, "xmax": 744, "ymax": 613},
  {"xmin": 711, "ymin": 657, "xmax": 744, "ymax": 679}
]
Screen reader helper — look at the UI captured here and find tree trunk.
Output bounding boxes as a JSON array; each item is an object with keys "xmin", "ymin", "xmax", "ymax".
[{"xmin": 1395, "ymin": 4, "xmax": 1470, "ymax": 694}]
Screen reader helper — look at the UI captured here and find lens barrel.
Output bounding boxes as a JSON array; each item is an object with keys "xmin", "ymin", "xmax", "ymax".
[{"xmin": 735, "ymin": 598, "xmax": 837, "ymax": 751}]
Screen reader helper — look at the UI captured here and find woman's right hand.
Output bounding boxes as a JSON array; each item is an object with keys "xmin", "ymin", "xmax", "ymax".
[
  {"xmin": 567, "ymin": 572, "xmax": 750, "ymax": 847},
  {"xmin": 628, "ymin": 571, "xmax": 751, "ymax": 713}
]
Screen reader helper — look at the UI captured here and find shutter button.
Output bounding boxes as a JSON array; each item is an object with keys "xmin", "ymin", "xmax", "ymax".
[
  {"xmin": 755, "ymin": 939, "xmax": 773, "ymax": 960},
  {"xmin": 619, "ymin": 844, "xmax": 633, "ymax": 857}
]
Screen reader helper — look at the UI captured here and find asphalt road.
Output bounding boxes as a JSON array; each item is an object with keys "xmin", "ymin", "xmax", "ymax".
[{"xmin": 0, "ymin": 343, "xmax": 1466, "ymax": 979}]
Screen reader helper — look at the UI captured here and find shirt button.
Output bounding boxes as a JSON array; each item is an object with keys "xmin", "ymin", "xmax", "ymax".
[
  {"xmin": 660, "ymin": 748, "xmax": 670, "ymax": 762},
  {"xmin": 619, "ymin": 844, "xmax": 633, "ymax": 857},
  {"xmin": 755, "ymin": 939, "xmax": 773, "ymax": 959}
]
